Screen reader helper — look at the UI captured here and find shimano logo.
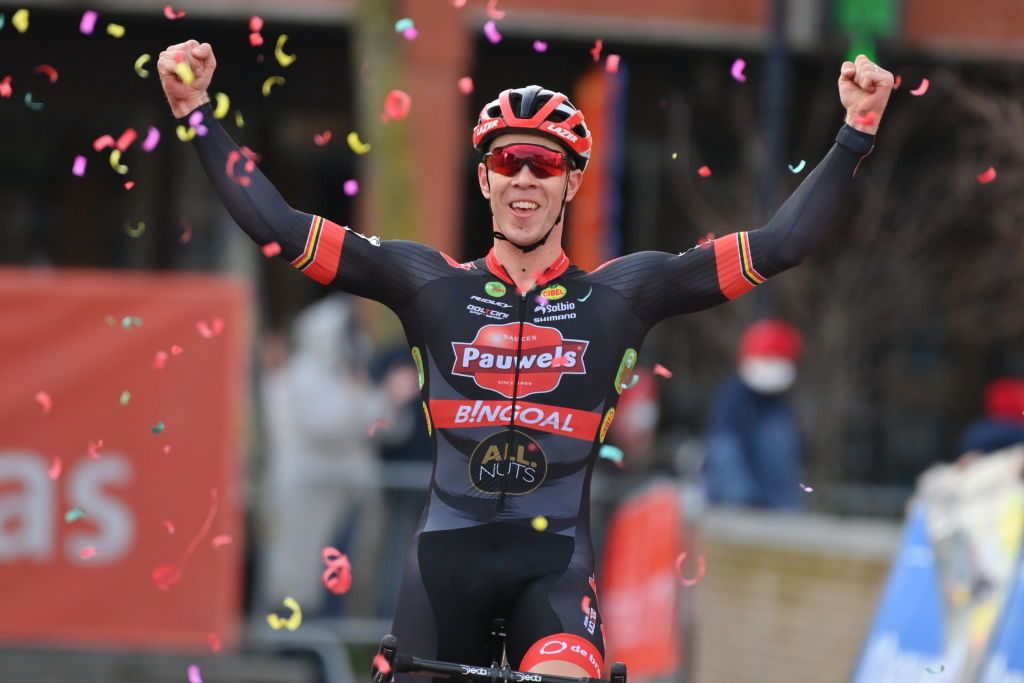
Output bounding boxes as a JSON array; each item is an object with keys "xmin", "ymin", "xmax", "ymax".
[{"xmin": 544, "ymin": 123, "xmax": 579, "ymax": 143}]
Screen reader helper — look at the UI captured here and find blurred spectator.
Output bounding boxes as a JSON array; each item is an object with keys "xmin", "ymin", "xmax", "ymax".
[
  {"xmin": 957, "ymin": 378, "xmax": 1024, "ymax": 456},
  {"xmin": 704, "ymin": 319, "xmax": 806, "ymax": 510},
  {"xmin": 607, "ymin": 366, "xmax": 661, "ymax": 472},
  {"xmin": 256, "ymin": 294, "xmax": 418, "ymax": 617}
]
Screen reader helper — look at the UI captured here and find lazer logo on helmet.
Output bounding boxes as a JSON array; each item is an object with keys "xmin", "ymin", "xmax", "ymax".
[
  {"xmin": 451, "ymin": 323, "xmax": 588, "ymax": 398},
  {"xmin": 474, "ymin": 119, "xmax": 502, "ymax": 137},
  {"xmin": 469, "ymin": 430, "xmax": 547, "ymax": 495},
  {"xmin": 543, "ymin": 123, "xmax": 579, "ymax": 143}
]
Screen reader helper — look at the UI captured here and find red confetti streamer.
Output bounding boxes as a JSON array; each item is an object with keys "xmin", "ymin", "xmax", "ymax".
[
  {"xmin": 249, "ymin": 15, "xmax": 263, "ymax": 32},
  {"xmin": 152, "ymin": 563, "xmax": 182, "ymax": 591},
  {"xmin": 313, "ymin": 131, "xmax": 332, "ymax": 146},
  {"xmin": 212, "ymin": 534, "xmax": 233, "ymax": 549},
  {"xmin": 382, "ymin": 90, "xmax": 411, "ymax": 122},
  {"xmin": 48, "ymin": 457, "xmax": 63, "ymax": 480},
  {"xmin": 0, "ymin": 76, "xmax": 12, "ymax": 99},
  {"xmin": 855, "ymin": 111, "xmax": 878, "ymax": 128},
  {"xmin": 171, "ymin": 344, "xmax": 184, "ymax": 355},
  {"xmin": 93, "ymin": 134, "xmax": 115, "ymax": 151},
  {"xmin": 977, "ymin": 167, "xmax": 997, "ymax": 184},
  {"xmin": 458, "ymin": 76, "xmax": 474, "ymax": 94},
  {"xmin": 262, "ymin": 241, "xmax": 282, "ymax": 257},
  {"xmin": 207, "ymin": 633, "xmax": 222, "ymax": 652},
  {"xmin": 373, "ymin": 654, "xmax": 393, "ymax": 676},
  {"xmin": 124, "ymin": 181, "xmax": 135, "ymax": 190},
  {"xmin": 580, "ymin": 595, "xmax": 591, "ymax": 614},
  {"xmin": 249, "ymin": 32, "xmax": 263, "ymax": 47},
  {"xmin": 80, "ymin": 546, "xmax": 99, "ymax": 560},
  {"xmin": 909, "ymin": 78, "xmax": 929, "ymax": 96},
  {"xmin": 163, "ymin": 4, "xmax": 186, "ymax": 20},
  {"xmin": 322, "ymin": 546, "xmax": 353, "ymax": 595},
  {"xmin": 698, "ymin": 165, "xmax": 712, "ymax": 177},
  {"xmin": 153, "ymin": 350, "xmax": 169, "ymax": 369},
  {"xmin": 164, "ymin": 520, "xmax": 176, "ymax": 534},
  {"xmin": 34, "ymin": 390, "xmax": 53, "ymax": 415},
  {"xmin": 115, "ymin": 128, "xmax": 138, "ymax": 152},
  {"xmin": 88, "ymin": 439, "xmax": 104, "ymax": 459},
  {"xmin": 33, "ymin": 64, "xmax": 59, "ymax": 83},
  {"xmin": 486, "ymin": 0, "xmax": 506, "ymax": 20},
  {"xmin": 653, "ymin": 363, "xmax": 672, "ymax": 378},
  {"xmin": 893, "ymin": 74, "xmax": 902, "ymax": 90},
  {"xmin": 153, "ymin": 488, "xmax": 220, "ymax": 591},
  {"xmin": 674, "ymin": 552, "xmax": 707, "ymax": 587},
  {"xmin": 196, "ymin": 318, "xmax": 224, "ymax": 339},
  {"xmin": 590, "ymin": 39, "xmax": 603, "ymax": 62},
  {"xmin": 605, "ymin": 54, "xmax": 620, "ymax": 74},
  {"xmin": 226, "ymin": 150, "xmax": 255, "ymax": 187}
]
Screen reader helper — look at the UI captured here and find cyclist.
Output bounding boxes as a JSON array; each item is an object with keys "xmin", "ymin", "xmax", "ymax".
[{"xmin": 159, "ymin": 40, "xmax": 892, "ymax": 680}]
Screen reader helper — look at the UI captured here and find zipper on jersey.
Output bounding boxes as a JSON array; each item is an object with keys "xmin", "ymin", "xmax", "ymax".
[{"xmin": 498, "ymin": 290, "xmax": 528, "ymax": 513}]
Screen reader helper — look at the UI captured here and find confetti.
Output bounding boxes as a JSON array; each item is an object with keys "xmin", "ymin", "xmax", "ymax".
[
  {"xmin": 163, "ymin": 445, "xmax": 172, "ymax": 454},
  {"xmin": 620, "ymin": 374, "xmax": 640, "ymax": 391},
  {"xmin": 590, "ymin": 39, "xmax": 603, "ymax": 62},
  {"xmin": 119, "ymin": 390, "xmax": 131, "ymax": 405},
  {"xmin": 581, "ymin": 596, "xmax": 591, "ymax": 614},
  {"xmin": 152, "ymin": 488, "xmax": 219, "ymax": 590},
  {"xmin": 109, "ymin": 149, "xmax": 128, "ymax": 174},
  {"xmin": 261, "ymin": 241, "xmax": 281, "ymax": 257},
  {"xmin": 531, "ymin": 515, "xmax": 548, "ymax": 532},
  {"xmin": 605, "ymin": 55, "xmax": 621, "ymax": 74},
  {"xmin": 261, "ymin": 76, "xmax": 285, "ymax": 96},
  {"xmin": 188, "ymin": 110, "xmax": 208, "ymax": 136},
  {"xmin": 213, "ymin": 92, "xmax": 230, "ymax": 119},
  {"xmin": 124, "ymin": 181, "xmax": 135, "ymax": 190},
  {"xmin": 458, "ymin": 76, "xmax": 474, "ymax": 94},
  {"xmin": 347, "ymin": 131, "xmax": 372, "ymax": 154},
  {"xmin": 266, "ymin": 597, "xmax": 303, "ymax": 631},
  {"xmin": 343, "ymin": 179, "xmax": 359, "ymax": 196},
  {"xmin": 486, "ymin": 0, "xmax": 506, "ymax": 20},
  {"xmin": 125, "ymin": 221, "xmax": 146, "ymax": 238},
  {"xmin": 926, "ymin": 665, "xmax": 945, "ymax": 674},
  {"xmin": 0, "ymin": 76, "xmax": 12, "ymax": 98},
  {"xmin": 34, "ymin": 390, "xmax": 53, "ymax": 415},
  {"xmin": 152, "ymin": 563, "xmax": 182, "ymax": 591},
  {"xmin": 65, "ymin": 508, "xmax": 86, "ymax": 523},
  {"xmin": 483, "ymin": 20, "xmax": 502, "ymax": 44},
  {"xmin": 368, "ymin": 418, "xmax": 389, "ymax": 437},
  {"xmin": 787, "ymin": 160, "xmax": 807, "ymax": 174},
  {"xmin": 153, "ymin": 351, "xmax": 169, "ymax": 369},
  {"xmin": 33, "ymin": 64, "xmax": 58, "ymax": 83},
  {"xmin": 249, "ymin": 31, "xmax": 263, "ymax": 47},
  {"xmin": 731, "ymin": 58, "xmax": 747, "ymax": 83},
  {"xmin": 164, "ymin": 5, "xmax": 186, "ymax": 20},
  {"xmin": 80, "ymin": 10, "xmax": 98, "ymax": 35},
  {"xmin": 187, "ymin": 664, "xmax": 202, "ymax": 683},
  {"xmin": 653, "ymin": 363, "xmax": 672, "ymax": 378},
  {"xmin": 106, "ymin": 23, "xmax": 125, "ymax": 38},
  {"xmin": 855, "ymin": 111, "xmax": 878, "ymax": 128},
  {"xmin": 179, "ymin": 218, "xmax": 193, "ymax": 243},
  {"xmin": 48, "ymin": 457, "xmax": 62, "ymax": 480},
  {"xmin": 533, "ymin": 40, "xmax": 548, "ymax": 53},
  {"xmin": 577, "ymin": 287, "xmax": 593, "ymax": 302},
  {"xmin": 275, "ymin": 34, "xmax": 297, "ymax": 67},
  {"xmin": 799, "ymin": 482, "xmax": 814, "ymax": 493},
  {"xmin": 171, "ymin": 344, "xmax": 183, "ymax": 355},
  {"xmin": 71, "ymin": 155, "xmax": 87, "ymax": 177},
  {"xmin": 382, "ymin": 89, "xmax": 412, "ymax": 122},
  {"xmin": 313, "ymin": 131, "xmax": 332, "ymax": 146},
  {"xmin": 321, "ymin": 546, "xmax": 353, "ymax": 594},
  {"xmin": 80, "ymin": 546, "xmax": 98, "ymax": 560},
  {"xmin": 207, "ymin": 634, "xmax": 221, "ymax": 652},
  {"xmin": 88, "ymin": 439, "xmax": 104, "ymax": 458},
  {"xmin": 176, "ymin": 125, "xmax": 196, "ymax": 142},
  {"xmin": 697, "ymin": 165, "xmax": 712, "ymax": 178},
  {"xmin": 197, "ymin": 318, "xmax": 224, "ymax": 338},
  {"xmin": 598, "ymin": 444, "xmax": 624, "ymax": 465},
  {"xmin": 13, "ymin": 8, "xmax": 29, "ymax": 33},
  {"xmin": 142, "ymin": 126, "xmax": 160, "ymax": 152},
  {"xmin": 164, "ymin": 520, "xmax": 175, "ymax": 534},
  {"xmin": 152, "ymin": 422, "xmax": 166, "ymax": 434},
  {"xmin": 226, "ymin": 150, "xmax": 255, "ymax": 186},
  {"xmin": 402, "ymin": 25, "xmax": 417, "ymax": 39},
  {"xmin": 121, "ymin": 315, "xmax": 143, "ymax": 329},
  {"xmin": 249, "ymin": 15, "xmax": 263, "ymax": 32},
  {"xmin": 674, "ymin": 552, "xmax": 707, "ymax": 586},
  {"xmin": 977, "ymin": 166, "xmax": 997, "ymax": 184},
  {"xmin": 909, "ymin": 78, "xmax": 929, "ymax": 96},
  {"xmin": 395, "ymin": 18, "xmax": 414, "ymax": 33},
  {"xmin": 373, "ymin": 654, "xmax": 393, "ymax": 676},
  {"xmin": 24, "ymin": 93, "xmax": 43, "ymax": 111},
  {"xmin": 535, "ymin": 296, "xmax": 548, "ymax": 308},
  {"xmin": 212, "ymin": 534, "xmax": 232, "ymax": 548},
  {"xmin": 451, "ymin": 0, "xmax": 467, "ymax": 7}
]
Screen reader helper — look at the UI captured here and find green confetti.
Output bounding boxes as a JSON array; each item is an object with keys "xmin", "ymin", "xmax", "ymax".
[
  {"xmin": 65, "ymin": 508, "xmax": 86, "ymax": 523},
  {"xmin": 119, "ymin": 391, "xmax": 131, "ymax": 405},
  {"xmin": 788, "ymin": 159, "xmax": 807, "ymax": 173},
  {"xmin": 151, "ymin": 421, "xmax": 165, "ymax": 434},
  {"xmin": 599, "ymin": 444, "xmax": 624, "ymax": 464},
  {"xmin": 121, "ymin": 315, "xmax": 143, "ymax": 329}
]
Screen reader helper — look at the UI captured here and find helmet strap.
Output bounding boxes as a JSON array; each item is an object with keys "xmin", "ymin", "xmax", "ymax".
[{"xmin": 489, "ymin": 172, "xmax": 571, "ymax": 254}]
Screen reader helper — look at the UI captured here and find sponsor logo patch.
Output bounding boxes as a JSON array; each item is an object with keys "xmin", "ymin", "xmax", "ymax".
[
  {"xmin": 466, "ymin": 303, "xmax": 510, "ymax": 320},
  {"xmin": 541, "ymin": 284, "xmax": 567, "ymax": 301},
  {"xmin": 469, "ymin": 430, "xmax": 547, "ymax": 495},
  {"xmin": 485, "ymin": 281, "xmax": 507, "ymax": 297}
]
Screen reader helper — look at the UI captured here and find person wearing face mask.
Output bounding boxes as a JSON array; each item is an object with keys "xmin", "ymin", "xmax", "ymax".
[{"xmin": 704, "ymin": 319, "xmax": 806, "ymax": 510}]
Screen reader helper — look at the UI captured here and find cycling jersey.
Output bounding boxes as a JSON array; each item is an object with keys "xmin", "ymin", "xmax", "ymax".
[{"xmin": 179, "ymin": 102, "xmax": 874, "ymax": 676}]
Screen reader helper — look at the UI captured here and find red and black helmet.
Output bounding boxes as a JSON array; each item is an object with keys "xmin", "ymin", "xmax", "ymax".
[{"xmin": 473, "ymin": 85, "xmax": 593, "ymax": 171}]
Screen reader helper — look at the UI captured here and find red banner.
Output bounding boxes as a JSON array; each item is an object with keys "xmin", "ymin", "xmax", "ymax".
[
  {"xmin": 429, "ymin": 399, "xmax": 601, "ymax": 440},
  {"xmin": 0, "ymin": 268, "xmax": 249, "ymax": 651}
]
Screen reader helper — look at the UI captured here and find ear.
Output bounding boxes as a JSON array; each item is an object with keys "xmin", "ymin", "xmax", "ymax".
[
  {"xmin": 564, "ymin": 168, "xmax": 584, "ymax": 202},
  {"xmin": 477, "ymin": 162, "xmax": 491, "ymax": 199}
]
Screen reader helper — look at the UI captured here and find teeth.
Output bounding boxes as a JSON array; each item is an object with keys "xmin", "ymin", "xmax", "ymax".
[{"xmin": 511, "ymin": 201, "xmax": 539, "ymax": 210}]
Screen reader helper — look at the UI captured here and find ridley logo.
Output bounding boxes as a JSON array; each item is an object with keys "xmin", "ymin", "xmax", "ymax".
[
  {"xmin": 543, "ymin": 123, "xmax": 579, "ymax": 143},
  {"xmin": 451, "ymin": 323, "xmax": 589, "ymax": 398}
]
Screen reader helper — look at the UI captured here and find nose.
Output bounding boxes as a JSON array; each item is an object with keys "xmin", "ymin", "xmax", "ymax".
[{"xmin": 510, "ymin": 162, "xmax": 538, "ymax": 186}]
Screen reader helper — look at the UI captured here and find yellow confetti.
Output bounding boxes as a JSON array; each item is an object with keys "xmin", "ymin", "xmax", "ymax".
[
  {"xmin": 274, "ymin": 34, "xmax": 297, "ymax": 67},
  {"xmin": 124, "ymin": 221, "xmax": 146, "ymax": 237},
  {"xmin": 266, "ymin": 597, "xmax": 302, "ymax": 631},
  {"xmin": 174, "ymin": 61, "xmax": 194, "ymax": 85},
  {"xmin": 134, "ymin": 54, "xmax": 151, "ymax": 78},
  {"xmin": 13, "ymin": 8, "xmax": 30, "ymax": 33},
  {"xmin": 176, "ymin": 125, "xmax": 197, "ymax": 141},
  {"xmin": 106, "ymin": 22, "xmax": 126, "ymax": 38},
  {"xmin": 213, "ymin": 92, "xmax": 230, "ymax": 119},
  {"xmin": 531, "ymin": 516, "xmax": 548, "ymax": 532},
  {"xmin": 347, "ymin": 131, "xmax": 372, "ymax": 155},
  {"xmin": 261, "ymin": 76, "xmax": 285, "ymax": 97},
  {"xmin": 234, "ymin": 109, "xmax": 245, "ymax": 128},
  {"xmin": 109, "ymin": 149, "xmax": 128, "ymax": 174}
]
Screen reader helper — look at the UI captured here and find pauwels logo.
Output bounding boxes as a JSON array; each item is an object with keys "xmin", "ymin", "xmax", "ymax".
[{"xmin": 451, "ymin": 323, "xmax": 588, "ymax": 399}]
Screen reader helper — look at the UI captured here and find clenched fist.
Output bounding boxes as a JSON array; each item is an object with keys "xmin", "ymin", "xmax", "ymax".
[
  {"xmin": 158, "ymin": 39, "xmax": 216, "ymax": 118},
  {"xmin": 839, "ymin": 54, "xmax": 894, "ymax": 136}
]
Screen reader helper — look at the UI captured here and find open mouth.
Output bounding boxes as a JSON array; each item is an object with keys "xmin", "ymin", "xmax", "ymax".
[{"xmin": 509, "ymin": 200, "xmax": 540, "ymax": 218}]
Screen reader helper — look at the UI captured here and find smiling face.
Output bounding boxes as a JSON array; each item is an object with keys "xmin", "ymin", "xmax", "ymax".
[{"xmin": 478, "ymin": 132, "xmax": 584, "ymax": 247}]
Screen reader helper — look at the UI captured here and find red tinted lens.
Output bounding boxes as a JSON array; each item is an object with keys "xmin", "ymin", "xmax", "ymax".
[{"xmin": 486, "ymin": 144, "xmax": 567, "ymax": 179}]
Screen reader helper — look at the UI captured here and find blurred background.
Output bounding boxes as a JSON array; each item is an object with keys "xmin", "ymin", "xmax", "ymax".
[{"xmin": 2, "ymin": 0, "xmax": 1024, "ymax": 682}]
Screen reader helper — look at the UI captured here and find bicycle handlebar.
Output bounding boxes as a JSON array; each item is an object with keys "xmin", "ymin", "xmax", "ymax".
[{"xmin": 394, "ymin": 653, "xmax": 612, "ymax": 683}]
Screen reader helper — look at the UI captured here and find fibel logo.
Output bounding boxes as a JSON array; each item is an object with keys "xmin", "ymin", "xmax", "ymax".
[{"xmin": 485, "ymin": 281, "xmax": 507, "ymax": 297}]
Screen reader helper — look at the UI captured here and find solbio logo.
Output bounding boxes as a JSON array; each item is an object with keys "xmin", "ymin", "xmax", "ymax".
[
  {"xmin": 469, "ymin": 430, "xmax": 547, "ymax": 495},
  {"xmin": 451, "ymin": 323, "xmax": 589, "ymax": 399},
  {"xmin": 485, "ymin": 281, "xmax": 507, "ymax": 297},
  {"xmin": 541, "ymin": 284, "xmax": 567, "ymax": 301}
]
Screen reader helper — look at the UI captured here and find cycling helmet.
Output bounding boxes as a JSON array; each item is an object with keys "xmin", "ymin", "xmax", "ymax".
[{"xmin": 473, "ymin": 85, "xmax": 592, "ymax": 171}]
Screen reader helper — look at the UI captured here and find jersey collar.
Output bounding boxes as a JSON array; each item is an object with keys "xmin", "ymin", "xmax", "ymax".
[{"xmin": 484, "ymin": 247, "xmax": 571, "ymax": 288}]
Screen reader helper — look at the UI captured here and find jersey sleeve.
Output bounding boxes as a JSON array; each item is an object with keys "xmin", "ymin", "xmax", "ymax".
[
  {"xmin": 593, "ymin": 124, "xmax": 875, "ymax": 326},
  {"xmin": 178, "ymin": 102, "xmax": 440, "ymax": 312}
]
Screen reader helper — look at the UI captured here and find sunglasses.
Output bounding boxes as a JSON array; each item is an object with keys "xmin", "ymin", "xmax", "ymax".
[{"xmin": 483, "ymin": 144, "xmax": 570, "ymax": 179}]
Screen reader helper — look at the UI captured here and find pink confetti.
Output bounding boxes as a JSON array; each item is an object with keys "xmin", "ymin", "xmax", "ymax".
[
  {"xmin": 799, "ymin": 482, "xmax": 814, "ymax": 493},
  {"xmin": 581, "ymin": 595, "xmax": 591, "ymax": 614},
  {"xmin": 731, "ymin": 58, "xmax": 747, "ymax": 83},
  {"xmin": 171, "ymin": 344, "xmax": 184, "ymax": 355},
  {"xmin": 88, "ymin": 439, "xmax": 104, "ymax": 459},
  {"xmin": 72, "ymin": 155, "xmax": 87, "ymax": 177},
  {"xmin": 977, "ymin": 166, "xmax": 997, "ymax": 184},
  {"xmin": 142, "ymin": 126, "xmax": 161, "ymax": 152},
  {"xmin": 48, "ymin": 457, "xmax": 63, "ymax": 480},
  {"xmin": 451, "ymin": 0, "xmax": 467, "ymax": 7},
  {"xmin": 163, "ymin": 445, "xmax": 173, "ymax": 454},
  {"xmin": 535, "ymin": 296, "xmax": 548, "ymax": 307},
  {"xmin": 402, "ymin": 27, "xmax": 418, "ymax": 40},
  {"xmin": 382, "ymin": 89, "xmax": 412, "ymax": 122},
  {"xmin": 322, "ymin": 546, "xmax": 353, "ymax": 595},
  {"xmin": 249, "ymin": 15, "xmax": 263, "ymax": 32},
  {"xmin": 855, "ymin": 111, "xmax": 878, "ymax": 128},
  {"xmin": 894, "ymin": 74, "xmax": 902, "ymax": 90},
  {"xmin": 34, "ymin": 390, "xmax": 53, "ymax": 415},
  {"xmin": 313, "ymin": 131, "xmax": 332, "ymax": 146},
  {"xmin": 590, "ymin": 39, "xmax": 603, "ymax": 62},
  {"xmin": 551, "ymin": 356, "xmax": 569, "ymax": 368},
  {"xmin": 458, "ymin": 76, "xmax": 474, "ymax": 94},
  {"xmin": 124, "ymin": 181, "xmax": 135, "ymax": 190},
  {"xmin": 164, "ymin": 5, "xmax": 186, "ymax": 20},
  {"xmin": 115, "ymin": 128, "xmax": 137, "ymax": 151},
  {"xmin": 373, "ymin": 654, "xmax": 393, "ymax": 676},
  {"xmin": 179, "ymin": 218, "xmax": 193, "ymax": 244},
  {"xmin": 0, "ymin": 76, "xmax": 12, "ymax": 99},
  {"xmin": 532, "ymin": 40, "xmax": 548, "ymax": 53},
  {"xmin": 153, "ymin": 350, "xmax": 169, "ymax": 369},
  {"xmin": 196, "ymin": 318, "xmax": 224, "ymax": 339},
  {"xmin": 80, "ymin": 10, "xmax": 98, "ymax": 35},
  {"xmin": 343, "ymin": 179, "xmax": 360, "ymax": 196},
  {"xmin": 262, "ymin": 241, "xmax": 282, "ymax": 257},
  {"xmin": 674, "ymin": 552, "xmax": 707, "ymax": 587},
  {"xmin": 152, "ymin": 563, "xmax": 182, "ymax": 591},
  {"xmin": 486, "ymin": 0, "xmax": 506, "ymax": 20},
  {"xmin": 909, "ymin": 78, "xmax": 929, "ymax": 96},
  {"xmin": 605, "ymin": 54, "xmax": 620, "ymax": 74},
  {"xmin": 483, "ymin": 20, "xmax": 502, "ymax": 45},
  {"xmin": 698, "ymin": 165, "xmax": 712, "ymax": 178},
  {"xmin": 93, "ymin": 134, "xmax": 115, "ymax": 151},
  {"xmin": 653, "ymin": 363, "xmax": 672, "ymax": 378},
  {"xmin": 212, "ymin": 534, "xmax": 232, "ymax": 548},
  {"xmin": 80, "ymin": 546, "xmax": 99, "ymax": 560},
  {"xmin": 187, "ymin": 665, "xmax": 202, "ymax": 683},
  {"xmin": 226, "ymin": 150, "xmax": 255, "ymax": 187},
  {"xmin": 207, "ymin": 633, "xmax": 222, "ymax": 652},
  {"xmin": 164, "ymin": 520, "xmax": 176, "ymax": 534},
  {"xmin": 249, "ymin": 32, "xmax": 263, "ymax": 47},
  {"xmin": 368, "ymin": 418, "xmax": 389, "ymax": 437}
]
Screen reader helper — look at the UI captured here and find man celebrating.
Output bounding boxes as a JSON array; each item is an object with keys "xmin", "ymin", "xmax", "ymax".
[{"xmin": 160, "ymin": 40, "xmax": 892, "ymax": 680}]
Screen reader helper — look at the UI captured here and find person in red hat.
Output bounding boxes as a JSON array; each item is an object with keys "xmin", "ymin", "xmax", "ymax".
[
  {"xmin": 957, "ymin": 378, "xmax": 1024, "ymax": 457},
  {"xmin": 705, "ymin": 320, "xmax": 807, "ymax": 509}
]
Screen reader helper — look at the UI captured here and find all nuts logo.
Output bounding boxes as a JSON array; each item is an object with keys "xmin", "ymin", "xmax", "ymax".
[
  {"xmin": 451, "ymin": 323, "xmax": 589, "ymax": 399},
  {"xmin": 469, "ymin": 430, "xmax": 547, "ymax": 495}
]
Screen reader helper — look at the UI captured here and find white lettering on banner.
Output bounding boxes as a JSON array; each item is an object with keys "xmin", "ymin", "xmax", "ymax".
[
  {"xmin": 0, "ymin": 451, "xmax": 134, "ymax": 564},
  {"xmin": 453, "ymin": 401, "xmax": 575, "ymax": 433}
]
